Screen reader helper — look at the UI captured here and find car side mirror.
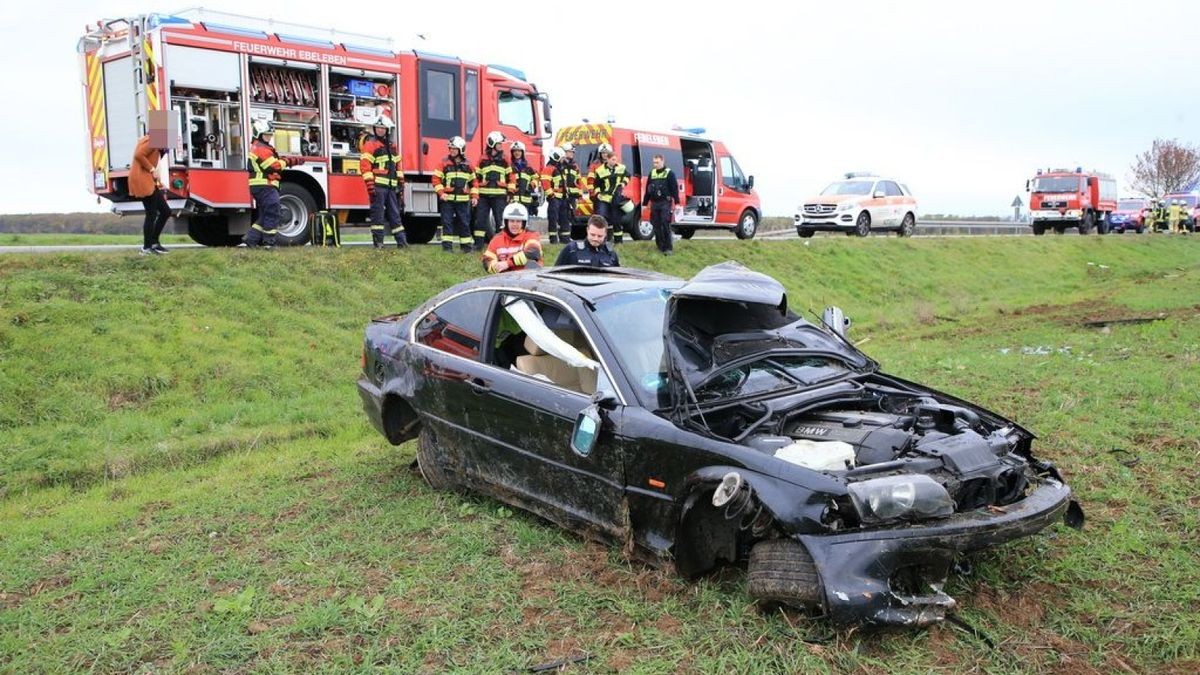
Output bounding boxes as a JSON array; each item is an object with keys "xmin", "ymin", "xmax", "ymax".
[
  {"xmin": 822, "ymin": 306, "xmax": 851, "ymax": 339},
  {"xmin": 571, "ymin": 404, "xmax": 602, "ymax": 457},
  {"xmin": 746, "ymin": 175, "xmax": 755, "ymax": 191},
  {"xmin": 873, "ymin": 190, "xmax": 885, "ymax": 199}
]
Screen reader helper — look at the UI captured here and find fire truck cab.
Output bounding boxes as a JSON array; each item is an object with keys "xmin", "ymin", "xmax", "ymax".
[
  {"xmin": 1026, "ymin": 168, "xmax": 1118, "ymax": 235},
  {"xmin": 553, "ymin": 124, "xmax": 762, "ymax": 240},
  {"xmin": 78, "ymin": 10, "xmax": 552, "ymax": 246}
]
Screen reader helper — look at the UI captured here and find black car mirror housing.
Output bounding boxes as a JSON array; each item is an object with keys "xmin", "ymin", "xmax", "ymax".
[{"xmin": 571, "ymin": 404, "xmax": 602, "ymax": 457}]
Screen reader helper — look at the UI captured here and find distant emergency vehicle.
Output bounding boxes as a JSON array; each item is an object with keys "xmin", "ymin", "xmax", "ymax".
[
  {"xmin": 794, "ymin": 173, "xmax": 918, "ymax": 237},
  {"xmin": 1025, "ymin": 168, "xmax": 1117, "ymax": 235},
  {"xmin": 553, "ymin": 124, "xmax": 762, "ymax": 240}
]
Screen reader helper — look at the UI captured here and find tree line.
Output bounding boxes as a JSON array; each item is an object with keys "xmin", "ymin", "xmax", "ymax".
[{"xmin": 1129, "ymin": 139, "xmax": 1200, "ymax": 198}]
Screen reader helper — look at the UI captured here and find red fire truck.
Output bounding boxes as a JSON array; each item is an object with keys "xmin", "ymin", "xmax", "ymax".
[
  {"xmin": 78, "ymin": 10, "xmax": 552, "ymax": 245},
  {"xmin": 1025, "ymin": 168, "xmax": 1118, "ymax": 235}
]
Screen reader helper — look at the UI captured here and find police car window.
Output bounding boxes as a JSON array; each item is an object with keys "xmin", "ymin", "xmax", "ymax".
[
  {"xmin": 883, "ymin": 181, "xmax": 903, "ymax": 197},
  {"xmin": 415, "ymin": 291, "xmax": 495, "ymax": 361},
  {"xmin": 498, "ymin": 90, "xmax": 535, "ymax": 135}
]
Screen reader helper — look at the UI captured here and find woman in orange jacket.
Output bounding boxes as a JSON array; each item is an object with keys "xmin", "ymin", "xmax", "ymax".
[{"xmin": 129, "ymin": 123, "xmax": 172, "ymax": 255}]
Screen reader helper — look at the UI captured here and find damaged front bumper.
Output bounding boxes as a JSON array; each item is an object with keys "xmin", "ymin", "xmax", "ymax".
[{"xmin": 799, "ymin": 478, "xmax": 1074, "ymax": 627}]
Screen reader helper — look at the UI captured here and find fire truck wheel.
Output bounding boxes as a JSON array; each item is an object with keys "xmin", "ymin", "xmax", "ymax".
[
  {"xmin": 898, "ymin": 213, "xmax": 916, "ymax": 237},
  {"xmin": 1097, "ymin": 214, "xmax": 1111, "ymax": 235},
  {"xmin": 735, "ymin": 210, "xmax": 759, "ymax": 239},
  {"xmin": 853, "ymin": 211, "xmax": 871, "ymax": 237},
  {"xmin": 1032, "ymin": 223, "xmax": 1046, "ymax": 235},
  {"xmin": 404, "ymin": 217, "xmax": 438, "ymax": 245},
  {"xmin": 1078, "ymin": 211, "xmax": 1095, "ymax": 235},
  {"xmin": 1053, "ymin": 225, "xmax": 1066, "ymax": 235},
  {"xmin": 273, "ymin": 183, "xmax": 316, "ymax": 246},
  {"xmin": 187, "ymin": 215, "xmax": 236, "ymax": 247}
]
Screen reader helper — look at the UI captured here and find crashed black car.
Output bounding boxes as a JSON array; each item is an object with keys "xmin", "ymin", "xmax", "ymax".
[{"xmin": 357, "ymin": 262, "xmax": 1082, "ymax": 627}]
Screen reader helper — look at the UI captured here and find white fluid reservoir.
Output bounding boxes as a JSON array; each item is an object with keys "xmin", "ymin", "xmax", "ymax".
[{"xmin": 774, "ymin": 439, "xmax": 856, "ymax": 471}]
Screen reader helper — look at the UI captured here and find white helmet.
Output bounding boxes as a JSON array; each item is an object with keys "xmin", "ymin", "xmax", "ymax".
[
  {"xmin": 548, "ymin": 146, "xmax": 565, "ymax": 162},
  {"xmin": 510, "ymin": 140, "xmax": 526, "ymax": 153},
  {"xmin": 598, "ymin": 142, "xmax": 613, "ymax": 156},
  {"xmin": 502, "ymin": 202, "xmax": 528, "ymax": 222},
  {"xmin": 374, "ymin": 116, "xmax": 395, "ymax": 131},
  {"xmin": 448, "ymin": 136, "xmax": 466, "ymax": 152},
  {"xmin": 252, "ymin": 119, "xmax": 273, "ymax": 137},
  {"xmin": 560, "ymin": 142, "xmax": 574, "ymax": 153},
  {"xmin": 486, "ymin": 131, "xmax": 506, "ymax": 149}
]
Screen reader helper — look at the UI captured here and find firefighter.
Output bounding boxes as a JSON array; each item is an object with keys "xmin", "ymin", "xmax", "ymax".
[
  {"xmin": 642, "ymin": 153, "xmax": 680, "ymax": 255},
  {"xmin": 244, "ymin": 119, "xmax": 295, "ymax": 248},
  {"xmin": 475, "ymin": 131, "xmax": 512, "ymax": 247},
  {"xmin": 1167, "ymin": 199, "xmax": 1182, "ymax": 234},
  {"xmin": 1150, "ymin": 199, "xmax": 1165, "ymax": 232},
  {"xmin": 507, "ymin": 140, "xmax": 540, "ymax": 218},
  {"xmin": 432, "ymin": 136, "xmax": 478, "ymax": 253},
  {"xmin": 588, "ymin": 143, "xmax": 630, "ymax": 244},
  {"xmin": 554, "ymin": 215, "xmax": 620, "ymax": 267},
  {"xmin": 360, "ymin": 117, "xmax": 406, "ymax": 248},
  {"xmin": 482, "ymin": 203, "xmax": 543, "ymax": 273},
  {"xmin": 542, "ymin": 143, "xmax": 587, "ymax": 244}
]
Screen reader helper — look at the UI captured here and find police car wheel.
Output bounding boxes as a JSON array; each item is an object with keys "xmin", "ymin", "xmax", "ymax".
[
  {"xmin": 796, "ymin": 228, "xmax": 814, "ymax": 238},
  {"xmin": 853, "ymin": 211, "xmax": 871, "ymax": 237},
  {"xmin": 898, "ymin": 213, "xmax": 916, "ymax": 237},
  {"xmin": 276, "ymin": 182, "xmax": 316, "ymax": 246}
]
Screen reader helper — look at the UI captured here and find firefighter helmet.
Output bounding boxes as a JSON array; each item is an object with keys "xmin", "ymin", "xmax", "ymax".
[
  {"xmin": 486, "ymin": 131, "xmax": 506, "ymax": 149},
  {"xmin": 374, "ymin": 116, "xmax": 395, "ymax": 131},
  {"xmin": 598, "ymin": 142, "xmax": 613, "ymax": 156},
  {"xmin": 548, "ymin": 146, "xmax": 565, "ymax": 162},
  {"xmin": 448, "ymin": 136, "xmax": 466, "ymax": 152},
  {"xmin": 560, "ymin": 142, "xmax": 574, "ymax": 153},
  {"xmin": 503, "ymin": 202, "xmax": 528, "ymax": 223},
  {"xmin": 510, "ymin": 140, "xmax": 526, "ymax": 153},
  {"xmin": 251, "ymin": 119, "xmax": 273, "ymax": 137}
]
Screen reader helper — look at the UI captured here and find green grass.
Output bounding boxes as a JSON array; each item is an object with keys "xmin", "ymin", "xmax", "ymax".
[
  {"xmin": 0, "ymin": 233, "xmax": 192, "ymax": 246},
  {"xmin": 1, "ymin": 237, "xmax": 1199, "ymax": 672}
]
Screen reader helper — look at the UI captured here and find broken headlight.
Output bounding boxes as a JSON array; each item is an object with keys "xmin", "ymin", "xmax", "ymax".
[{"xmin": 847, "ymin": 475, "xmax": 954, "ymax": 524}]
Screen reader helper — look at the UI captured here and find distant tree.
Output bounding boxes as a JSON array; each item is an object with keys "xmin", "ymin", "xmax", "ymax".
[{"xmin": 1128, "ymin": 138, "xmax": 1200, "ymax": 199}]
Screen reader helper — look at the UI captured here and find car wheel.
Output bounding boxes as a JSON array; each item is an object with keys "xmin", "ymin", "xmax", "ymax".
[
  {"xmin": 276, "ymin": 182, "xmax": 316, "ymax": 246},
  {"xmin": 853, "ymin": 211, "xmax": 871, "ymax": 237},
  {"xmin": 747, "ymin": 538, "xmax": 823, "ymax": 611},
  {"xmin": 416, "ymin": 429, "xmax": 456, "ymax": 491},
  {"xmin": 898, "ymin": 212, "xmax": 916, "ymax": 237},
  {"xmin": 735, "ymin": 210, "xmax": 758, "ymax": 240},
  {"xmin": 797, "ymin": 228, "xmax": 815, "ymax": 238},
  {"xmin": 1078, "ymin": 211, "xmax": 1095, "ymax": 235},
  {"xmin": 676, "ymin": 227, "xmax": 696, "ymax": 240},
  {"xmin": 1097, "ymin": 213, "xmax": 1110, "ymax": 235},
  {"xmin": 631, "ymin": 219, "xmax": 654, "ymax": 241},
  {"xmin": 1134, "ymin": 225, "xmax": 1144, "ymax": 234}
]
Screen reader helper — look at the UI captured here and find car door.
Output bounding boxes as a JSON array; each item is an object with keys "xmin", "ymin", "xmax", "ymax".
[
  {"xmin": 864, "ymin": 181, "xmax": 889, "ymax": 226},
  {"xmin": 409, "ymin": 289, "xmax": 499, "ymax": 476},
  {"xmin": 717, "ymin": 154, "xmax": 752, "ymax": 225},
  {"xmin": 881, "ymin": 180, "xmax": 904, "ymax": 227},
  {"xmin": 468, "ymin": 292, "xmax": 629, "ymax": 536}
]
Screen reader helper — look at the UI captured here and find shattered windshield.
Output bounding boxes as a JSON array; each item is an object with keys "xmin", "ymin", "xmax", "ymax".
[
  {"xmin": 592, "ymin": 285, "xmax": 678, "ymax": 402},
  {"xmin": 694, "ymin": 356, "xmax": 850, "ymax": 402}
]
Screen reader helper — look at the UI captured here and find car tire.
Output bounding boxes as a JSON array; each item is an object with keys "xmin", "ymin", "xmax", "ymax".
[
  {"xmin": 274, "ymin": 182, "xmax": 316, "ymax": 246},
  {"xmin": 631, "ymin": 219, "xmax": 655, "ymax": 241},
  {"xmin": 416, "ymin": 429, "xmax": 456, "ymax": 491},
  {"xmin": 1032, "ymin": 222, "xmax": 1046, "ymax": 236},
  {"xmin": 898, "ymin": 212, "xmax": 916, "ymax": 237},
  {"xmin": 1097, "ymin": 213, "xmax": 1110, "ymax": 235},
  {"xmin": 853, "ymin": 211, "xmax": 871, "ymax": 237},
  {"xmin": 735, "ymin": 210, "xmax": 758, "ymax": 240},
  {"xmin": 747, "ymin": 538, "xmax": 823, "ymax": 611},
  {"xmin": 676, "ymin": 227, "xmax": 696, "ymax": 240},
  {"xmin": 1079, "ymin": 211, "xmax": 1095, "ymax": 235},
  {"xmin": 797, "ymin": 228, "xmax": 815, "ymax": 238}
]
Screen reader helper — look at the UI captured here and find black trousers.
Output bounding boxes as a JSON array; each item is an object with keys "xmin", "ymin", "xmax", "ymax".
[
  {"xmin": 140, "ymin": 190, "xmax": 170, "ymax": 249},
  {"xmin": 651, "ymin": 200, "xmax": 674, "ymax": 252},
  {"xmin": 596, "ymin": 200, "xmax": 624, "ymax": 242}
]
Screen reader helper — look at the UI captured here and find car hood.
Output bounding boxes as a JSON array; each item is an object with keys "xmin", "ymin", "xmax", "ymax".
[{"xmin": 662, "ymin": 262, "xmax": 874, "ymax": 413}]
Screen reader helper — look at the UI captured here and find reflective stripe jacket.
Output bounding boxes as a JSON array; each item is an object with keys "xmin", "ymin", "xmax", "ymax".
[
  {"xmin": 482, "ymin": 228, "xmax": 542, "ymax": 272},
  {"xmin": 248, "ymin": 139, "xmax": 286, "ymax": 188},
  {"xmin": 476, "ymin": 152, "xmax": 512, "ymax": 197},
  {"xmin": 588, "ymin": 162, "xmax": 629, "ymax": 203},
  {"xmin": 432, "ymin": 155, "xmax": 479, "ymax": 202},
  {"xmin": 642, "ymin": 167, "xmax": 679, "ymax": 205},
  {"xmin": 509, "ymin": 159, "xmax": 540, "ymax": 205},
  {"xmin": 541, "ymin": 160, "xmax": 586, "ymax": 199},
  {"xmin": 359, "ymin": 136, "xmax": 402, "ymax": 189}
]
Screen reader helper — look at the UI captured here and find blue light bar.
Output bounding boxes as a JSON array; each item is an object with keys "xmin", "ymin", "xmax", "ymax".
[
  {"xmin": 488, "ymin": 64, "xmax": 527, "ymax": 81},
  {"xmin": 203, "ymin": 22, "xmax": 269, "ymax": 39},
  {"xmin": 276, "ymin": 33, "xmax": 335, "ymax": 49}
]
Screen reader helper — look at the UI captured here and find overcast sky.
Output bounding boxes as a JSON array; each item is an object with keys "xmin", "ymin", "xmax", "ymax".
[{"xmin": 3, "ymin": 0, "xmax": 1197, "ymax": 216}]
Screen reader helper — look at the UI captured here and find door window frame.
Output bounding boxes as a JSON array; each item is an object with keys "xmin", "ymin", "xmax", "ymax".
[{"xmin": 419, "ymin": 60, "xmax": 462, "ymax": 139}]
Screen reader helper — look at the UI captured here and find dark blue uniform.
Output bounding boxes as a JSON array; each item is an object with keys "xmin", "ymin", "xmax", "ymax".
[{"xmin": 554, "ymin": 240, "xmax": 620, "ymax": 267}]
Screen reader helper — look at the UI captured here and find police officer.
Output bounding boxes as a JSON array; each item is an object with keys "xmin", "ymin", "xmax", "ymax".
[
  {"xmin": 554, "ymin": 215, "xmax": 620, "ymax": 267},
  {"xmin": 588, "ymin": 143, "xmax": 630, "ymax": 244},
  {"xmin": 642, "ymin": 153, "xmax": 680, "ymax": 254},
  {"xmin": 507, "ymin": 140, "xmax": 540, "ymax": 216},
  {"xmin": 360, "ymin": 117, "xmax": 406, "ymax": 248},
  {"xmin": 431, "ymin": 136, "xmax": 478, "ymax": 252},
  {"xmin": 244, "ymin": 119, "xmax": 295, "ymax": 248},
  {"xmin": 475, "ymin": 131, "xmax": 512, "ymax": 248}
]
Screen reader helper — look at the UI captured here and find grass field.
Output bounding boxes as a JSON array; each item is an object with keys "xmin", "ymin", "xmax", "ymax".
[{"xmin": 1, "ymin": 237, "xmax": 1198, "ymax": 672}]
